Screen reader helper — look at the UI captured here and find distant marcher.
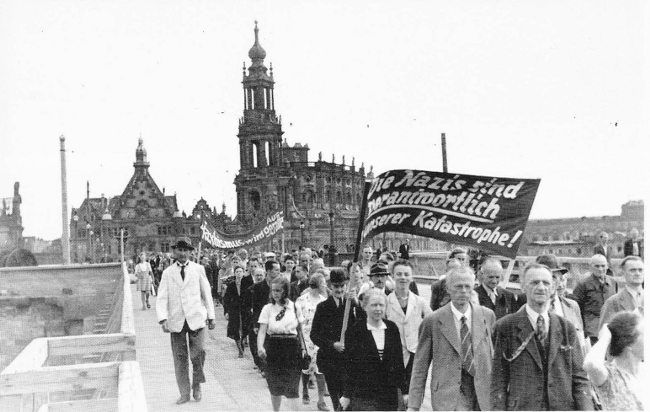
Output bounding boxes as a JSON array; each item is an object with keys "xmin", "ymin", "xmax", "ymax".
[
  {"xmin": 474, "ymin": 257, "xmax": 517, "ymax": 320},
  {"xmin": 250, "ymin": 260, "xmax": 281, "ymax": 376},
  {"xmin": 491, "ymin": 263, "xmax": 591, "ymax": 411},
  {"xmin": 135, "ymin": 252, "xmax": 154, "ymax": 310},
  {"xmin": 584, "ymin": 312, "xmax": 644, "ymax": 411},
  {"xmin": 623, "ymin": 228, "xmax": 644, "ymax": 259},
  {"xmin": 340, "ymin": 289, "xmax": 407, "ymax": 411},
  {"xmin": 599, "ymin": 256, "xmax": 644, "ymax": 329},
  {"xmin": 257, "ymin": 277, "xmax": 303, "ymax": 412},
  {"xmin": 572, "ymin": 255, "xmax": 618, "ymax": 345},
  {"xmin": 289, "ymin": 263, "xmax": 310, "ymax": 301},
  {"xmin": 295, "ymin": 273, "xmax": 329, "ymax": 410},
  {"xmin": 408, "ymin": 267, "xmax": 495, "ymax": 411},
  {"xmin": 156, "ymin": 238, "xmax": 215, "ymax": 404},
  {"xmin": 224, "ymin": 265, "xmax": 250, "ymax": 358},
  {"xmin": 430, "ymin": 254, "xmax": 464, "ymax": 311},
  {"xmin": 283, "ymin": 255, "xmax": 297, "ymax": 282},
  {"xmin": 593, "ymin": 231, "xmax": 613, "ymax": 275},
  {"xmin": 399, "ymin": 239, "xmax": 411, "ymax": 260}
]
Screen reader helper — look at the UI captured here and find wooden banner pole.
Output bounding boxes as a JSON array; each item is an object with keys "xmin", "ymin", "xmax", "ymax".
[{"xmin": 341, "ymin": 180, "xmax": 372, "ymax": 344}]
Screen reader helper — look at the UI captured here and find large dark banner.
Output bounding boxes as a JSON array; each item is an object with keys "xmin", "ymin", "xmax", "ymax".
[
  {"xmin": 363, "ymin": 170, "xmax": 540, "ymax": 258},
  {"xmin": 200, "ymin": 211, "xmax": 284, "ymax": 250}
]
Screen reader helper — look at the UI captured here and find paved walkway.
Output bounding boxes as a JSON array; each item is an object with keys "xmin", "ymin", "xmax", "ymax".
[{"xmin": 133, "ymin": 283, "xmax": 432, "ymax": 411}]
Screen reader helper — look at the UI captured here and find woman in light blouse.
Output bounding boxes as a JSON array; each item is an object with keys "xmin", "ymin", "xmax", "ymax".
[{"xmin": 258, "ymin": 277, "xmax": 303, "ymax": 411}]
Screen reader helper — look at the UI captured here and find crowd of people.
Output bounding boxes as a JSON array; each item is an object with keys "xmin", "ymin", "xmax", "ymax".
[{"xmin": 148, "ymin": 236, "xmax": 643, "ymax": 411}]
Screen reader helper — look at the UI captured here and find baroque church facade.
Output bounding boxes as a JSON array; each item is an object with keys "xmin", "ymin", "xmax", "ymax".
[{"xmin": 68, "ymin": 23, "xmax": 371, "ymax": 262}]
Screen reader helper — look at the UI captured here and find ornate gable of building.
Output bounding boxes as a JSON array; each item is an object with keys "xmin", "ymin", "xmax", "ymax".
[{"xmin": 113, "ymin": 139, "xmax": 176, "ymax": 220}]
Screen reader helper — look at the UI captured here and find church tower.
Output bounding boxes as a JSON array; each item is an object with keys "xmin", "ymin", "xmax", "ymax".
[{"xmin": 235, "ymin": 22, "xmax": 285, "ymax": 223}]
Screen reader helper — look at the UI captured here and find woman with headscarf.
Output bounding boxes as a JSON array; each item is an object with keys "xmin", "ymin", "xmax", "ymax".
[
  {"xmin": 295, "ymin": 273, "xmax": 329, "ymax": 410},
  {"xmin": 584, "ymin": 311, "xmax": 644, "ymax": 410},
  {"xmin": 258, "ymin": 277, "xmax": 303, "ymax": 411}
]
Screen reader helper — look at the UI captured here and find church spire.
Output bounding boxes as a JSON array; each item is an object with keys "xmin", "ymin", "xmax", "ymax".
[{"xmin": 134, "ymin": 137, "xmax": 150, "ymax": 169}]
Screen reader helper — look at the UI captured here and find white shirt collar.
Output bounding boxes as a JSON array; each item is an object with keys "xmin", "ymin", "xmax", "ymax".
[
  {"xmin": 482, "ymin": 284, "xmax": 498, "ymax": 297},
  {"xmin": 366, "ymin": 321, "xmax": 387, "ymax": 331},
  {"xmin": 525, "ymin": 303, "xmax": 549, "ymax": 334},
  {"xmin": 450, "ymin": 302, "xmax": 471, "ymax": 322}
]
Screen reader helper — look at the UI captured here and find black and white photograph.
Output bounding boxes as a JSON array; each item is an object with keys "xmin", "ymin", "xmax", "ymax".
[{"xmin": 0, "ymin": 0, "xmax": 645, "ymax": 410}]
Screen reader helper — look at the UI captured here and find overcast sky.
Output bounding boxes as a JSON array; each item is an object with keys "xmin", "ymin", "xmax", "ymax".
[{"xmin": 0, "ymin": 0, "xmax": 647, "ymax": 241}]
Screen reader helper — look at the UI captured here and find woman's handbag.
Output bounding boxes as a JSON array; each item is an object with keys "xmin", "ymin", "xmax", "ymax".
[{"xmin": 293, "ymin": 302, "xmax": 312, "ymax": 370}]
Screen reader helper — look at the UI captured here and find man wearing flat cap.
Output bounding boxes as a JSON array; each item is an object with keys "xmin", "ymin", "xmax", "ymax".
[{"xmin": 157, "ymin": 237, "xmax": 216, "ymax": 405}]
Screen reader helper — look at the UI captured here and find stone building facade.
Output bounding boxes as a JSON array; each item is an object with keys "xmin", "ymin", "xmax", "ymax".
[
  {"xmin": 521, "ymin": 200, "xmax": 644, "ymax": 257},
  {"xmin": 68, "ymin": 139, "xmax": 210, "ymax": 262},
  {"xmin": 0, "ymin": 182, "xmax": 23, "ymax": 255},
  {"xmin": 230, "ymin": 23, "xmax": 370, "ymax": 253}
]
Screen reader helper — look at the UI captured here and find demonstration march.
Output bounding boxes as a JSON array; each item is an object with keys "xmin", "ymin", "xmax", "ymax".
[{"xmin": 148, "ymin": 169, "xmax": 644, "ymax": 411}]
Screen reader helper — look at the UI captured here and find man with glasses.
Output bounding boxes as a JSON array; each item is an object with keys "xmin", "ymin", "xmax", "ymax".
[{"xmin": 156, "ymin": 238, "xmax": 216, "ymax": 404}]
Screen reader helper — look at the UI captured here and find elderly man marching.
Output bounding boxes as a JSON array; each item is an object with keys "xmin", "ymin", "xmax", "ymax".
[{"xmin": 156, "ymin": 237, "xmax": 216, "ymax": 405}]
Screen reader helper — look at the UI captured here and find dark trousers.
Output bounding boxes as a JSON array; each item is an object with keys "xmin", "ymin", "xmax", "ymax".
[
  {"xmin": 249, "ymin": 328, "xmax": 263, "ymax": 371},
  {"xmin": 170, "ymin": 321, "xmax": 206, "ymax": 396},
  {"xmin": 323, "ymin": 367, "xmax": 344, "ymax": 411}
]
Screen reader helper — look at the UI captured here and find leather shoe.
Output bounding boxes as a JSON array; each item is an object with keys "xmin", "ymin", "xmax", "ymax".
[
  {"xmin": 176, "ymin": 395, "xmax": 190, "ymax": 405},
  {"xmin": 193, "ymin": 386, "xmax": 202, "ymax": 402}
]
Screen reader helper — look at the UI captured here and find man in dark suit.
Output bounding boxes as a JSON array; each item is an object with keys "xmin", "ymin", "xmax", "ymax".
[
  {"xmin": 310, "ymin": 270, "xmax": 359, "ymax": 411},
  {"xmin": 409, "ymin": 267, "xmax": 496, "ymax": 411},
  {"xmin": 399, "ymin": 239, "xmax": 411, "ymax": 260},
  {"xmin": 288, "ymin": 263, "xmax": 309, "ymax": 301},
  {"xmin": 599, "ymin": 256, "xmax": 644, "ymax": 328},
  {"xmin": 475, "ymin": 257, "xmax": 517, "ymax": 320},
  {"xmin": 248, "ymin": 260, "xmax": 280, "ymax": 375},
  {"xmin": 623, "ymin": 228, "xmax": 644, "ymax": 259},
  {"xmin": 491, "ymin": 263, "xmax": 592, "ymax": 411}
]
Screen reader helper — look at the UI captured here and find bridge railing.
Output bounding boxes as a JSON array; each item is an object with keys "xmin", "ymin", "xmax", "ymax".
[
  {"xmin": 410, "ymin": 252, "xmax": 625, "ymax": 291},
  {"xmin": 0, "ymin": 263, "xmax": 146, "ymax": 412}
]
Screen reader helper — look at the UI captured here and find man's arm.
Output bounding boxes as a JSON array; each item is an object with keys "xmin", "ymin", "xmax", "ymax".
[
  {"xmin": 198, "ymin": 265, "xmax": 216, "ymax": 322},
  {"xmin": 490, "ymin": 322, "xmax": 509, "ymax": 411},
  {"xmin": 407, "ymin": 317, "xmax": 434, "ymax": 410},
  {"xmin": 156, "ymin": 270, "xmax": 169, "ymax": 323},
  {"xmin": 568, "ymin": 323, "xmax": 593, "ymax": 410},
  {"xmin": 310, "ymin": 303, "xmax": 334, "ymax": 350}
]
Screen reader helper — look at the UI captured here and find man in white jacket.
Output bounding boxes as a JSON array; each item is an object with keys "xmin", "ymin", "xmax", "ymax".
[{"xmin": 157, "ymin": 237, "xmax": 215, "ymax": 404}]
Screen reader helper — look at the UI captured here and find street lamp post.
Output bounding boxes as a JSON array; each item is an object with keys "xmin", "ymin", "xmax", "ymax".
[
  {"xmin": 328, "ymin": 211, "xmax": 335, "ymax": 266},
  {"xmin": 72, "ymin": 213, "xmax": 79, "ymax": 263},
  {"xmin": 300, "ymin": 221, "xmax": 305, "ymax": 248}
]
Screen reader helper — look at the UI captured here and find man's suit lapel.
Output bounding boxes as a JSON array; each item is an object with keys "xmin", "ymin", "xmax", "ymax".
[
  {"xmin": 470, "ymin": 304, "xmax": 487, "ymax": 353},
  {"xmin": 515, "ymin": 309, "xmax": 543, "ymax": 370},
  {"xmin": 172, "ymin": 264, "xmax": 184, "ymax": 288},
  {"xmin": 388, "ymin": 294, "xmax": 404, "ymax": 321},
  {"xmin": 439, "ymin": 305, "xmax": 460, "ymax": 354},
  {"xmin": 622, "ymin": 289, "xmax": 637, "ymax": 311},
  {"xmin": 405, "ymin": 293, "xmax": 416, "ymax": 319},
  {"xmin": 547, "ymin": 313, "xmax": 563, "ymax": 367}
]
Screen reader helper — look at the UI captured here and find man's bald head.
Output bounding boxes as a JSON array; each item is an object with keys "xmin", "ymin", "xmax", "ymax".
[
  {"xmin": 590, "ymin": 254, "xmax": 608, "ymax": 279},
  {"xmin": 479, "ymin": 257, "xmax": 503, "ymax": 290}
]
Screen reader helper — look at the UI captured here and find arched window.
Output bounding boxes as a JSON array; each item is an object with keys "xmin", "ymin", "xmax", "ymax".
[{"xmin": 249, "ymin": 191, "xmax": 261, "ymax": 211}]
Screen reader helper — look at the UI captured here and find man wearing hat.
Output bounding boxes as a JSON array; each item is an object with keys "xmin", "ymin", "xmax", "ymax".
[
  {"xmin": 310, "ymin": 268, "xmax": 359, "ymax": 411},
  {"xmin": 157, "ymin": 237, "xmax": 216, "ymax": 405},
  {"xmin": 359, "ymin": 262, "xmax": 392, "ymax": 297}
]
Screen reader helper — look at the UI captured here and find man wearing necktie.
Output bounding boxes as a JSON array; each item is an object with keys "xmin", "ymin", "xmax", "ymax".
[
  {"xmin": 491, "ymin": 263, "xmax": 592, "ymax": 411},
  {"xmin": 474, "ymin": 257, "xmax": 518, "ymax": 320},
  {"xmin": 408, "ymin": 267, "xmax": 495, "ymax": 411},
  {"xmin": 157, "ymin": 238, "xmax": 216, "ymax": 405}
]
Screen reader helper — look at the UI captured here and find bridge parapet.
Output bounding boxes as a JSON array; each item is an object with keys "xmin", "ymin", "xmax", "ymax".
[{"xmin": 0, "ymin": 263, "xmax": 146, "ymax": 411}]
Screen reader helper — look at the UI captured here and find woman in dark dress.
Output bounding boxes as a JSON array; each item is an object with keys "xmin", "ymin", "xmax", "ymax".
[
  {"xmin": 224, "ymin": 265, "xmax": 250, "ymax": 357},
  {"xmin": 340, "ymin": 288, "xmax": 407, "ymax": 411}
]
